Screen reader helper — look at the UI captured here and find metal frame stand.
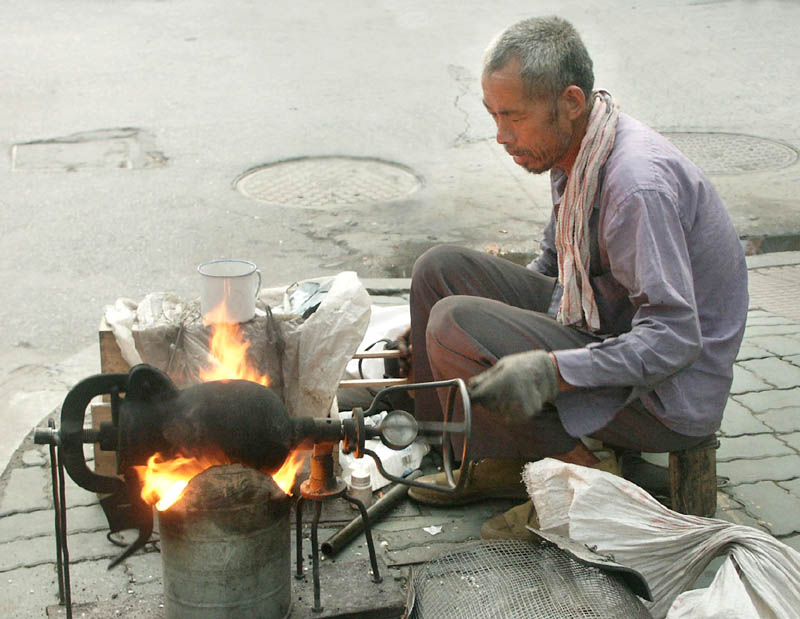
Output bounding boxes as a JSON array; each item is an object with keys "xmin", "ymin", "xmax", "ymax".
[
  {"xmin": 294, "ymin": 443, "xmax": 381, "ymax": 613},
  {"xmin": 43, "ymin": 419, "xmax": 73, "ymax": 619}
]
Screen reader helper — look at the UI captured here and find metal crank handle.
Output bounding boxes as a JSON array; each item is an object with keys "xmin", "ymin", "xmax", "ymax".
[{"xmin": 363, "ymin": 378, "xmax": 473, "ymax": 494}]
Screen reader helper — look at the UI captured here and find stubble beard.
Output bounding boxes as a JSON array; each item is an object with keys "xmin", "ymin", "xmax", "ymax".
[{"xmin": 521, "ymin": 126, "xmax": 572, "ymax": 175}]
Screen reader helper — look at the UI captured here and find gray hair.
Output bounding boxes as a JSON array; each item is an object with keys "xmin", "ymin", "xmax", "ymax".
[{"xmin": 483, "ymin": 16, "xmax": 594, "ymax": 105}]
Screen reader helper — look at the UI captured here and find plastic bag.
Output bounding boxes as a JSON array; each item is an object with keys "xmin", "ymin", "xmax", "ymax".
[
  {"xmin": 343, "ymin": 304, "xmax": 410, "ymax": 380},
  {"xmin": 103, "ymin": 296, "xmax": 144, "ymax": 366},
  {"xmin": 103, "ymin": 272, "xmax": 371, "ymax": 419},
  {"xmin": 667, "ymin": 557, "xmax": 761, "ymax": 618},
  {"xmin": 523, "ymin": 459, "xmax": 800, "ymax": 619}
]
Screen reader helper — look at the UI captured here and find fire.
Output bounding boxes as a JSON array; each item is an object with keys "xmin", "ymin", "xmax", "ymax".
[
  {"xmin": 134, "ymin": 449, "xmax": 304, "ymax": 511},
  {"xmin": 271, "ymin": 450, "xmax": 306, "ymax": 494},
  {"xmin": 134, "ymin": 301, "xmax": 307, "ymax": 511},
  {"xmin": 134, "ymin": 452, "xmax": 227, "ymax": 511},
  {"xmin": 198, "ymin": 303, "xmax": 270, "ymax": 386}
]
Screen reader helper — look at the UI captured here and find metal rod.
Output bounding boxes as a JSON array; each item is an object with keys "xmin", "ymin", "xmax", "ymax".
[
  {"xmin": 294, "ymin": 497, "xmax": 304, "ymax": 580},
  {"xmin": 340, "ymin": 494, "xmax": 382, "ymax": 583},
  {"xmin": 56, "ymin": 446, "xmax": 72, "ymax": 619},
  {"xmin": 321, "ymin": 469, "xmax": 423, "ymax": 557},
  {"xmin": 47, "ymin": 441, "xmax": 65, "ymax": 605},
  {"xmin": 352, "ymin": 350, "xmax": 404, "ymax": 360},
  {"xmin": 310, "ymin": 501, "xmax": 323, "ymax": 613},
  {"xmin": 338, "ymin": 377, "xmax": 408, "ymax": 389},
  {"xmin": 416, "ymin": 421, "xmax": 467, "ymax": 434},
  {"xmin": 364, "ymin": 449, "xmax": 472, "ymax": 496}
]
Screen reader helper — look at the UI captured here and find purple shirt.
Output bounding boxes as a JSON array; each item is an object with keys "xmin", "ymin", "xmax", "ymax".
[{"xmin": 532, "ymin": 114, "xmax": 748, "ymax": 437}]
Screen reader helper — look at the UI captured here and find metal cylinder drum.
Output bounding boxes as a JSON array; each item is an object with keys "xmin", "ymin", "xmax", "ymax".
[{"xmin": 156, "ymin": 464, "xmax": 291, "ymax": 619}]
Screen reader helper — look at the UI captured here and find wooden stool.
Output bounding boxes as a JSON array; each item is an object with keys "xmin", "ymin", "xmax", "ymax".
[
  {"xmin": 611, "ymin": 435, "xmax": 719, "ymax": 517},
  {"xmin": 667, "ymin": 435, "xmax": 719, "ymax": 518}
]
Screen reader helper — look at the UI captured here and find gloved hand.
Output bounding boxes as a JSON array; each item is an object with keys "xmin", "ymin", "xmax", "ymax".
[{"xmin": 468, "ymin": 350, "xmax": 559, "ymax": 423}]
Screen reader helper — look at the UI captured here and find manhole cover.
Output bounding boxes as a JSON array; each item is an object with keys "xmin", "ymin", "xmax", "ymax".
[
  {"xmin": 235, "ymin": 156, "xmax": 423, "ymax": 208},
  {"xmin": 662, "ymin": 132, "xmax": 798, "ymax": 175}
]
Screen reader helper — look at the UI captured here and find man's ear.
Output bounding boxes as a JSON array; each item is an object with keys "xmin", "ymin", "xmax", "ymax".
[{"xmin": 559, "ymin": 85, "xmax": 588, "ymax": 121}]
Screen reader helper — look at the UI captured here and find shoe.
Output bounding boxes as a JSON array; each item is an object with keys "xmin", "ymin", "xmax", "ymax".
[
  {"xmin": 407, "ymin": 458, "xmax": 529, "ymax": 506},
  {"xmin": 480, "ymin": 453, "xmax": 619, "ymax": 541},
  {"xmin": 480, "ymin": 500, "xmax": 539, "ymax": 541},
  {"xmin": 591, "ymin": 450, "xmax": 621, "ymax": 476}
]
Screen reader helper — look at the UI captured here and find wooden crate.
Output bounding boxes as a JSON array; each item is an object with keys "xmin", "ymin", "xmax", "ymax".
[
  {"xmin": 93, "ymin": 319, "xmax": 131, "ymax": 481},
  {"xmin": 99, "ymin": 319, "xmax": 132, "ymax": 374}
]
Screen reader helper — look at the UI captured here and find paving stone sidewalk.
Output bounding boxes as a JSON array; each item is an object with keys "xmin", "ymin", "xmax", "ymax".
[{"xmin": 2, "ymin": 261, "xmax": 800, "ymax": 617}]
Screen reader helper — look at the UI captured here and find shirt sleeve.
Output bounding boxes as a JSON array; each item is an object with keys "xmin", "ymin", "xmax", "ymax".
[
  {"xmin": 553, "ymin": 187, "xmax": 702, "ymax": 391},
  {"xmin": 528, "ymin": 214, "xmax": 559, "ymax": 276}
]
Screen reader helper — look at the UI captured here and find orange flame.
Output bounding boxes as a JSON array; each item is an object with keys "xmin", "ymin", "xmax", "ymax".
[
  {"xmin": 134, "ymin": 449, "xmax": 305, "ymax": 511},
  {"xmin": 134, "ymin": 300, "xmax": 308, "ymax": 511},
  {"xmin": 271, "ymin": 450, "xmax": 306, "ymax": 495},
  {"xmin": 198, "ymin": 303, "xmax": 271, "ymax": 386},
  {"xmin": 134, "ymin": 452, "xmax": 228, "ymax": 511}
]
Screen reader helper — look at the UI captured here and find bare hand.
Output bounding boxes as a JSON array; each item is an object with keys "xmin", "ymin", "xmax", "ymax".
[{"xmin": 394, "ymin": 326, "xmax": 413, "ymax": 382}]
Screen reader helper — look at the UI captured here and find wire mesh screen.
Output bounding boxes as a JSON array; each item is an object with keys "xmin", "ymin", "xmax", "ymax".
[{"xmin": 409, "ymin": 540, "xmax": 651, "ymax": 619}]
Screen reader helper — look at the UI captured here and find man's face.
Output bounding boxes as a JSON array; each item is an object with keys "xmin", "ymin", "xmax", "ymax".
[{"xmin": 481, "ymin": 59, "xmax": 573, "ymax": 175}]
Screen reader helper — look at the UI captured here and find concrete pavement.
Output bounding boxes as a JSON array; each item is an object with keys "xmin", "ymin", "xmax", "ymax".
[{"xmin": 2, "ymin": 256, "xmax": 800, "ymax": 615}]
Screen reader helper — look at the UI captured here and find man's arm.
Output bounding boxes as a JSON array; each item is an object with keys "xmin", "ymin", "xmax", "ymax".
[
  {"xmin": 554, "ymin": 187, "xmax": 702, "ymax": 391},
  {"xmin": 470, "ymin": 188, "xmax": 700, "ymax": 423}
]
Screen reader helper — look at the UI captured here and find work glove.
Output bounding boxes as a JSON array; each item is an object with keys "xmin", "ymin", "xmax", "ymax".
[{"xmin": 468, "ymin": 350, "xmax": 559, "ymax": 423}]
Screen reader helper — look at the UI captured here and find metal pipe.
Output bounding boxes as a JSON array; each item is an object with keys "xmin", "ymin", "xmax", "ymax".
[{"xmin": 321, "ymin": 469, "xmax": 423, "ymax": 556}]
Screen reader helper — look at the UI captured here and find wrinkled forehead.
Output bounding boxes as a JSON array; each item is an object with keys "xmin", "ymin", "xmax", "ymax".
[{"xmin": 481, "ymin": 62, "xmax": 550, "ymax": 114}]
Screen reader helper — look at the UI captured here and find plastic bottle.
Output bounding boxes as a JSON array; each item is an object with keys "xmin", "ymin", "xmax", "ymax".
[{"xmin": 347, "ymin": 472, "xmax": 373, "ymax": 509}]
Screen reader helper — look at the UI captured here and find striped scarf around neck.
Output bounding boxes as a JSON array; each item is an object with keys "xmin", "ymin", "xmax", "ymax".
[{"xmin": 555, "ymin": 90, "xmax": 620, "ymax": 331}]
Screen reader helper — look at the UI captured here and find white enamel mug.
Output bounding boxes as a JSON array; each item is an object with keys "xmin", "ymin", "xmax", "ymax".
[{"xmin": 197, "ymin": 259, "xmax": 262, "ymax": 324}]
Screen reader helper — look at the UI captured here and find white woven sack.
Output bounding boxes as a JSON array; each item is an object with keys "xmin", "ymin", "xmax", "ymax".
[{"xmin": 523, "ymin": 459, "xmax": 800, "ymax": 619}]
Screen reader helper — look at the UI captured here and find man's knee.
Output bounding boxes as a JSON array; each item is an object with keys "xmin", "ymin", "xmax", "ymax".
[
  {"xmin": 428, "ymin": 295, "xmax": 578, "ymax": 362},
  {"xmin": 411, "ymin": 245, "xmax": 476, "ymax": 285},
  {"xmin": 426, "ymin": 296, "xmax": 492, "ymax": 377},
  {"xmin": 426, "ymin": 296, "xmax": 496, "ymax": 362},
  {"xmin": 428, "ymin": 296, "xmax": 480, "ymax": 341}
]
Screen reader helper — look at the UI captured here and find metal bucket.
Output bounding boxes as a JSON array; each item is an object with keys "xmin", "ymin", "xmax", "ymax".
[{"xmin": 157, "ymin": 464, "xmax": 291, "ymax": 618}]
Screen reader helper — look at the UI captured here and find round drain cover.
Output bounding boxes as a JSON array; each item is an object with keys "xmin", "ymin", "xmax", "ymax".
[
  {"xmin": 235, "ymin": 156, "xmax": 422, "ymax": 208},
  {"xmin": 662, "ymin": 132, "xmax": 797, "ymax": 175}
]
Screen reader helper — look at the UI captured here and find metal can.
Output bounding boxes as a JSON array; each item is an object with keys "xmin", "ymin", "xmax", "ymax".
[{"xmin": 157, "ymin": 464, "xmax": 291, "ymax": 619}]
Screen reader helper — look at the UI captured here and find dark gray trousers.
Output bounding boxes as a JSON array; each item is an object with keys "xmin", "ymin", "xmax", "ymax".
[{"xmin": 410, "ymin": 245, "xmax": 705, "ymax": 460}]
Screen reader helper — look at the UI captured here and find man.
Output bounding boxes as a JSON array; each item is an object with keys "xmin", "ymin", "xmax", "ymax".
[{"xmin": 402, "ymin": 16, "xmax": 748, "ymax": 538}]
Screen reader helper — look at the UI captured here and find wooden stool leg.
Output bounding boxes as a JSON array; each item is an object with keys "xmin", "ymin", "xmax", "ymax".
[{"xmin": 669, "ymin": 442, "xmax": 717, "ymax": 517}]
